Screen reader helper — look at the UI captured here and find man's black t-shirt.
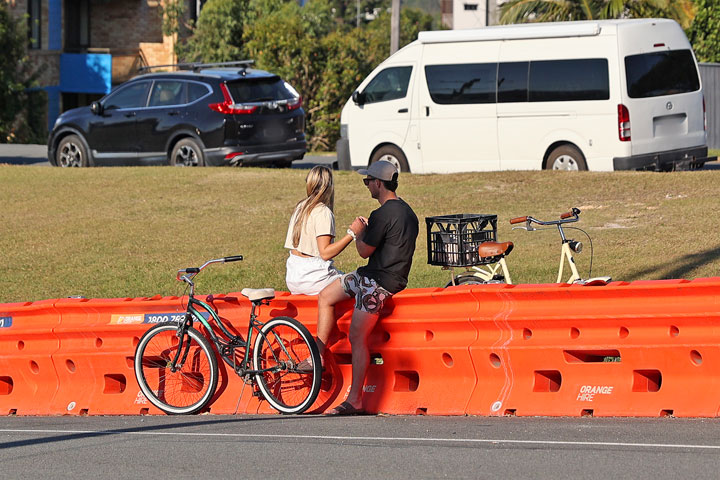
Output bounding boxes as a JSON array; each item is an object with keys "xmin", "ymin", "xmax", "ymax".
[{"xmin": 357, "ymin": 198, "xmax": 418, "ymax": 294}]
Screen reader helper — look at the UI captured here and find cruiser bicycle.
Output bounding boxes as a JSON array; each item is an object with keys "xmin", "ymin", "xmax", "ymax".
[
  {"xmin": 427, "ymin": 209, "xmax": 610, "ymax": 286},
  {"xmin": 133, "ymin": 256, "xmax": 322, "ymax": 415}
]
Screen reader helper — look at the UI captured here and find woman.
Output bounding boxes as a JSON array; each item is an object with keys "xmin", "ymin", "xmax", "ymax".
[{"xmin": 284, "ymin": 165, "xmax": 358, "ymax": 295}]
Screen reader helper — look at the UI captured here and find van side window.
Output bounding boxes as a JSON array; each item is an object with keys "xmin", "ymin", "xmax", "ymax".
[
  {"xmin": 624, "ymin": 50, "xmax": 700, "ymax": 98},
  {"xmin": 498, "ymin": 62, "xmax": 529, "ymax": 103},
  {"xmin": 425, "ymin": 63, "xmax": 497, "ymax": 104},
  {"xmin": 363, "ymin": 66, "xmax": 413, "ymax": 104},
  {"xmin": 529, "ymin": 59, "xmax": 609, "ymax": 102}
]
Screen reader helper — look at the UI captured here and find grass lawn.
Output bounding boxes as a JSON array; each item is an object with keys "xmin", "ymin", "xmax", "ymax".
[{"xmin": 1, "ymin": 165, "xmax": 719, "ymax": 303}]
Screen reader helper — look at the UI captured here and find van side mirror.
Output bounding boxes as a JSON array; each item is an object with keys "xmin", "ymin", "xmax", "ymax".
[
  {"xmin": 352, "ymin": 91, "xmax": 366, "ymax": 106},
  {"xmin": 90, "ymin": 101, "xmax": 103, "ymax": 115}
]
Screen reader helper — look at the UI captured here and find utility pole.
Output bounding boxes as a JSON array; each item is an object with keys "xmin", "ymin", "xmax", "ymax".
[{"xmin": 390, "ymin": 0, "xmax": 400, "ymax": 54}]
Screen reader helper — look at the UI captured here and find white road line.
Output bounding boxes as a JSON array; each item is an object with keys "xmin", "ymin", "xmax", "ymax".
[{"xmin": 0, "ymin": 429, "xmax": 719, "ymax": 450}]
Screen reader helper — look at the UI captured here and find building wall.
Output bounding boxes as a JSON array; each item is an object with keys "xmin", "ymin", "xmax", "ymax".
[{"xmin": 6, "ymin": 0, "xmax": 184, "ymax": 131}]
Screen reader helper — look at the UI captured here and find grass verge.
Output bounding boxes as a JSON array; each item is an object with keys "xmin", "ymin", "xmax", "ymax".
[{"xmin": 1, "ymin": 165, "xmax": 719, "ymax": 302}]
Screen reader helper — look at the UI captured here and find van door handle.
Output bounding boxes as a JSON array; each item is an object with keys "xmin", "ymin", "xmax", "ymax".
[
  {"xmin": 398, "ymin": 108, "xmax": 408, "ymax": 113},
  {"xmin": 425, "ymin": 106, "xmax": 430, "ymax": 116}
]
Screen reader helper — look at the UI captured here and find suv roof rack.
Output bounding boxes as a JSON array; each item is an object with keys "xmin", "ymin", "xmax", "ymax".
[{"xmin": 138, "ymin": 60, "xmax": 255, "ymax": 74}]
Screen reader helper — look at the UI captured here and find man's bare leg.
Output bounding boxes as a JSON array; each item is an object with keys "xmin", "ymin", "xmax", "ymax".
[{"xmin": 344, "ymin": 309, "xmax": 381, "ymax": 409}]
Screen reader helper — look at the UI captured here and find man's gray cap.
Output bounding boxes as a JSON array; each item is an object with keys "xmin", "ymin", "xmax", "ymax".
[{"xmin": 358, "ymin": 160, "xmax": 398, "ymax": 181}]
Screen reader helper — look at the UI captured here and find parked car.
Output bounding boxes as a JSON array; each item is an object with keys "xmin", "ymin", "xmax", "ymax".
[{"xmin": 48, "ymin": 61, "xmax": 307, "ymax": 167}]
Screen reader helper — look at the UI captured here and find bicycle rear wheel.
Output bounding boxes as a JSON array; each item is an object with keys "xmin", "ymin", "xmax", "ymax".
[
  {"xmin": 252, "ymin": 316, "xmax": 321, "ymax": 414},
  {"xmin": 134, "ymin": 322, "xmax": 218, "ymax": 414}
]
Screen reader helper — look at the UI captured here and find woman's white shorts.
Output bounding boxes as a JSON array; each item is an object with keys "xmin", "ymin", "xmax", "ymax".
[{"xmin": 285, "ymin": 253, "xmax": 343, "ymax": 296}]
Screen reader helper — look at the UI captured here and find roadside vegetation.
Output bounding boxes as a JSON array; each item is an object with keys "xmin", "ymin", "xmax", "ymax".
[{"xmin": 2, "ymin": 166, "xmax": 719, "ymax": 303}]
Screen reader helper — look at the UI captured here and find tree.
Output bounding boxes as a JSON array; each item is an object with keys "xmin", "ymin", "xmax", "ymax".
[
  {"xmin": 687, "ymin": 0, "xmax": 720, "ymax": 62},
  {"xmin": 500, "ymin": 0, "xmax": 695, "ymax": 28},
  {"xmin": 175, "ymin": 0, "xmax": 250, "ymax": 63},
  {"xmin": 0, "ymin": 3, "xmax": 43, "ymax": 143}
]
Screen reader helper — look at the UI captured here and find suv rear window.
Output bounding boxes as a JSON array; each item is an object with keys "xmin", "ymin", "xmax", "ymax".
[
  {"xmin": 625, "ymin": 50, "xmax": 700, "ymax": 98},
  {"xmin": 226, "ymin": 77, "xmax": 298, "ymax": 102}
]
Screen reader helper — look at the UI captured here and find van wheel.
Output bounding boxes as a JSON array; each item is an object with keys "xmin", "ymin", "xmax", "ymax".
[
  {"xmin": 370, "ymin": 145, "xmax": 410, "ymax": 172},
  {"xmin": 170, "ymin": 138, "xmax": 205, "ymax": 167},
  {"xmin": 546, "ymin": 145, "xmax": 587, "ymax": 171}
]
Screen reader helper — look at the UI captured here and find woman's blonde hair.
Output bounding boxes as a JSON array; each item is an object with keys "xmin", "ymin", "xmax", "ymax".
[{"xmin": 291, "ymin": 165, "xmax": 335, "ymax": 248}]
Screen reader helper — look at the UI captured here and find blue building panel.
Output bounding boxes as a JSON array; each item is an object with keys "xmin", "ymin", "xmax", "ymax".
[
  {"xmin": 48, "ymin": 0, "xmax": 62, "ymax": 50},
  {"xmin": 60, "ymin": 53, "xmax": 112, "ymax": 94}
]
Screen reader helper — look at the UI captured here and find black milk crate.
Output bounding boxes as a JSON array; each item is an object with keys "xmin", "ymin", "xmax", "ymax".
[{"xmin": 426, "ymin": 214, "xmax": 498, "ymax": 267}]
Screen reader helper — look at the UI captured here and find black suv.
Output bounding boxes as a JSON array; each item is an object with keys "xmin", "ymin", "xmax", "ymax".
[{"xmin": 48, "ymin": 61, "xmax": 306, "ymax": 167}]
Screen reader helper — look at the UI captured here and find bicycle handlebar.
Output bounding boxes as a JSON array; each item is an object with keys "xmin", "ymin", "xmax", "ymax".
[
  {"xmin": 177, "ymin": 255, "xmax": 244, "ymax": 283},
  {"xmin": 509, "ymin": 208, "xmax": 581, "ymax": 227}
]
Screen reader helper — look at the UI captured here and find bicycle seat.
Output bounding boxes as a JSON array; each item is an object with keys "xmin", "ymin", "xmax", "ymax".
[
  {"xmin": 478, "ymin": 241, "xmax": 514, "ymax": 259},
  {"xmin": 241, "ymin": 288, "xmax": 275, "ymax": 302}
]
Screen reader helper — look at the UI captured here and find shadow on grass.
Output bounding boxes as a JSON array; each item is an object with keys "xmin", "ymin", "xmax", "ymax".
[{"xmin": 625, "ymin": 244, "xmax": 720, "ymax": 281}]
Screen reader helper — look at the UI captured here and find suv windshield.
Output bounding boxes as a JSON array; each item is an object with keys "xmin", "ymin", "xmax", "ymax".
[
  {"xmin": 226, "ymin": 77, "xmax": 299, "ymax": 103},
  {"xmin": 624, "ymin": 49, "xmax": 700, "ymax": 98}
]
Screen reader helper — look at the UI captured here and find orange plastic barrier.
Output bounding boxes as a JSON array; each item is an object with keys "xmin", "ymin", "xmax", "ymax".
[
  {"xmin": 0, "ymin": 300, "xmax": 61, "ymax": 415},
  {"xmin": 49, "ymin": 295, "xmax": 192, "ymax": 415},
  {"xmin": 465, "ymin": 278, "xmax": 720, "ymax": 417},
  {"xmin": 1, "ymin": 277, "xmax": 720, "ymax": 417}
]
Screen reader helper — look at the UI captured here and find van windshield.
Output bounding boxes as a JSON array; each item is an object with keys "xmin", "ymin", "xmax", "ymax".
[{"xmin": 624, "ymin": 50, "xmax": 699, "ymax": 98}]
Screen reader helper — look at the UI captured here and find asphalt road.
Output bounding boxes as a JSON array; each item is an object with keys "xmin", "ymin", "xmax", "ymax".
[
  {"xmin": 1, "ymin": 415, "xmax": 719, "ymax": 479},
  {"xmin": 0, "ymin": 144, "xmax": 337, "ymax": 169},
  {"xmin": 2, "ymin": 143, "xmax": 718, "ymax": 170}
]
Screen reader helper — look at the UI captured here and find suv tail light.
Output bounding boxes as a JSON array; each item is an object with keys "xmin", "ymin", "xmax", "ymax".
[
  {"xmin": 287, "ymin": 96, "xmax": 302, "ymax": 111},
  {"xmin": 618, "ymin": 104, "xmax": 631, "ymax": 142},
  {"xmin": 209, "ymin": 84, "xmax": 258, "ymax": 115},
  {"xmin": 703, "ymin": 95, "xmax": 707, "ymax": 132}
]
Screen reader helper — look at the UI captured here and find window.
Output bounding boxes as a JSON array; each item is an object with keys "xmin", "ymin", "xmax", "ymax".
[
  {"xmin": 188, "ymin": 82, "xmax": 211, "ymax": 103},
  {"xmin": 425, "ymin": 63, "xmax": 496, "ymax": 104},
  {"xmin": 362, "ymin": 66, "xmax": 412, "ymax": 104},
  {"xmin": 529, "ymin": 59, "xmax": 609, "ymax": 102},
  {"xmin": 149, "ymin": 81, "xmax": 186, "ymax": 107},
  {"xmin": 498, "ymin": 62, "xmax": 529, "ymax": 103},
  {"xmin": 226, "ymin": 77, "xmax": 299, "ymax": 102},
  {"xmin": 625, "ymin": 50, "xmax": 699, "ymax": 98},
  {"xmin": 104, "ymin": 82, "xmax": 150, "ymax": 109},
  {"xmin": 464, "ymin": 3, "xmax": 478, "ymax": 10},
  {"xmin": 28, "ymin": 0, "xmax": 41, "ymax": 49},
  {"xmin": 65, "ymin": 0, "xmax": 90, "ymax": 51}
]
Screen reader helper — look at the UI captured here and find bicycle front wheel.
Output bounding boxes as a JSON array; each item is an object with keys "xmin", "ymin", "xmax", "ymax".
[
  {"xmin": 134, "ymin": 322, "xmax": 218, "ymax": 415},
  {"xmin": 252, "ymin": 317, "xmax": 322, "ymax": 414}
]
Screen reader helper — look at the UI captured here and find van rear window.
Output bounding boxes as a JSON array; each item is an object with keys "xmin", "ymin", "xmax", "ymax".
[{"xmin": 625, "ymin": 50, "xmax": 699, "ymax": 98}]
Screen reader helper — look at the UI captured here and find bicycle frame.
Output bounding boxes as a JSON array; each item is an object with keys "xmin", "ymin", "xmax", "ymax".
[
  {"xmin": 455, "ymin": 257, "xmax": 512, "ymax": 284},
  {"xmin": 171, "ymin": 257, "xmax": 291, "ymax": 378},
  {"xmin": 511, "ymin": 208, "xmax": 584, "ymax": 285}
]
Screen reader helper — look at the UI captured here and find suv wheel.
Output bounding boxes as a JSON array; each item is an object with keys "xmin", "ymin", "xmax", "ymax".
[
  {"xmin": 56, "ymin": 135, "xmax": 91, "ymax": 167},
  {"xmin": 170, "ymin": 138, "xmax": 205, "ymax": 167}
]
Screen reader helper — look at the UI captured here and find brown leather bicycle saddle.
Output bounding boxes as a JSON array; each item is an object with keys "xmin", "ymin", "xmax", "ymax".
[{"xmin": 477, "ymin": 241, "xmax": 514, "ymax": 259}]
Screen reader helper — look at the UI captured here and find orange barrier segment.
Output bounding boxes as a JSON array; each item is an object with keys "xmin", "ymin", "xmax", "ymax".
[
  {"xmin": 0, "ymin": 300, "xmax": 61, "ymax": 415},
  {"xmin": 50, "ymin": 295, "xmax": 186, "ymax": 415},
  {"xmin": 465, "ymin": 278, "xmax": 720, "ymax": 417}
]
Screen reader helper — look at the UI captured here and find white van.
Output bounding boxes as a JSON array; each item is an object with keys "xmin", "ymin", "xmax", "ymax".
[{"xmin": 337, "ymin": 19, "xmax": 715, "ymax": 173}]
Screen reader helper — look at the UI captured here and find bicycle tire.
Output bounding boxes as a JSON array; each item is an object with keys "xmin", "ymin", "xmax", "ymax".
[
  {"xmin": 445, "ymin": 274, "xmax": 491, "ymax": 288},
  {"xmin": 134, "ymin": 322, "xmax": 218, "ymax": 415},
  {"xmin": 252, "ymin": 316, "xmax": 322, "ymax": 414}
]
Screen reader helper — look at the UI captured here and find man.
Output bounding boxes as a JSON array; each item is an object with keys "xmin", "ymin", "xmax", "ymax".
[{"xmin": 317, "ymin": 160, "xmax": 418, "ymax": 415}]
